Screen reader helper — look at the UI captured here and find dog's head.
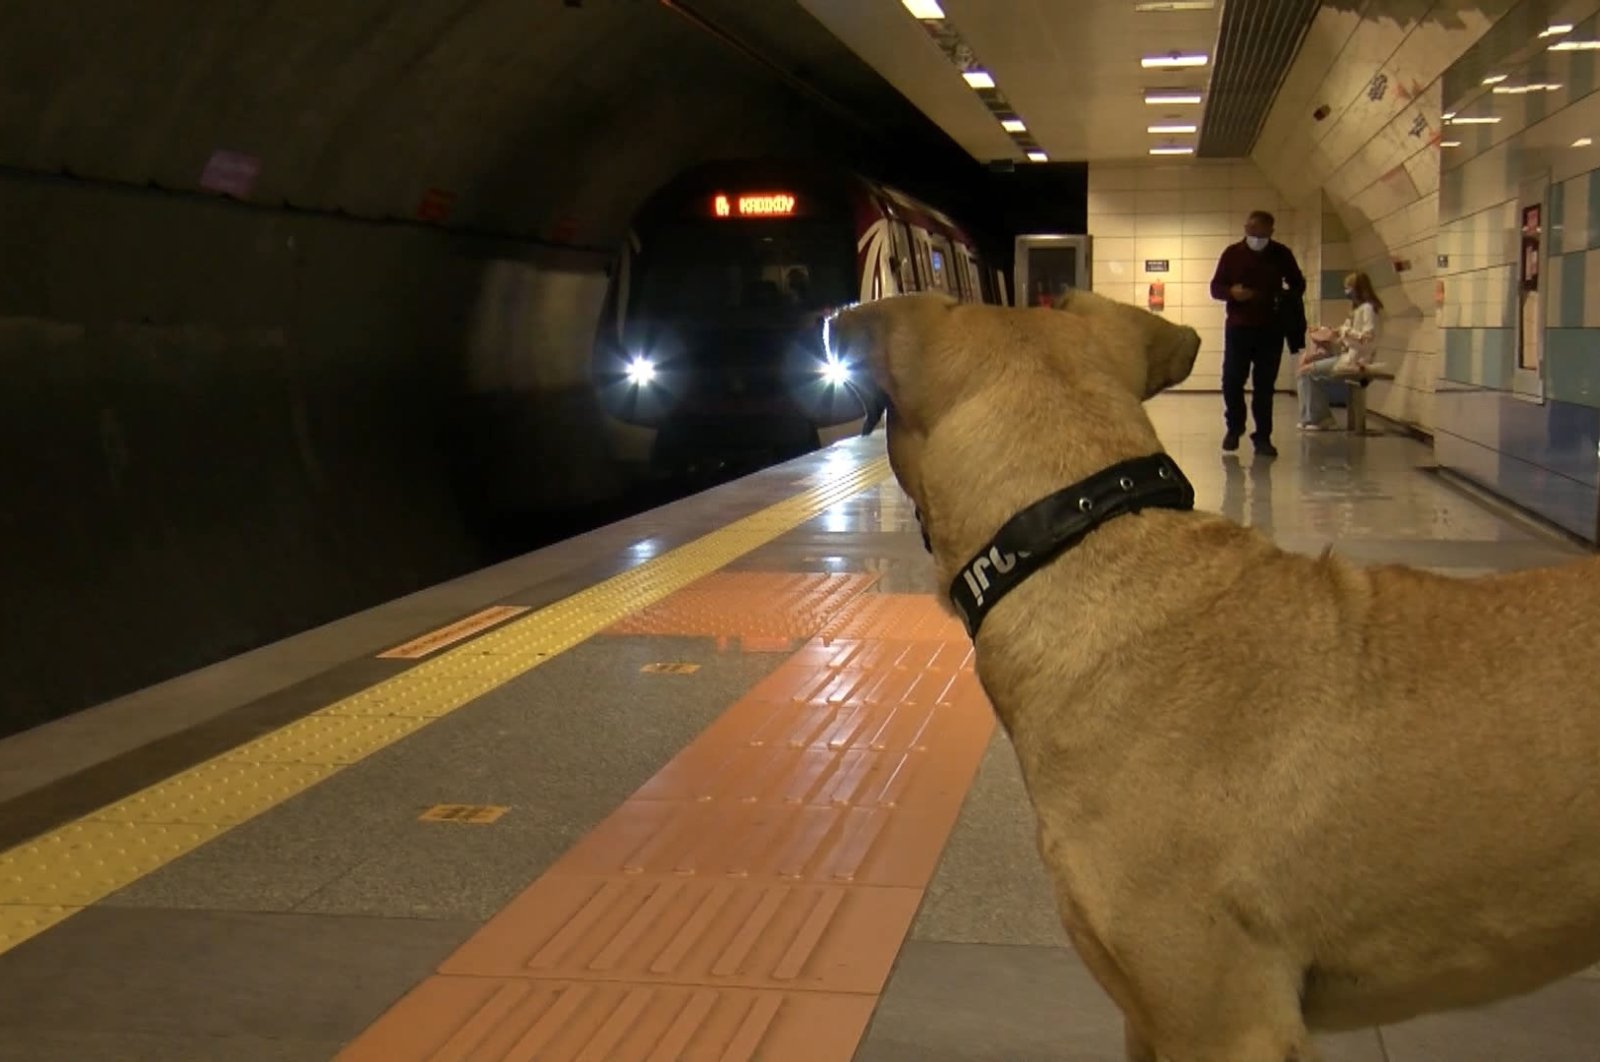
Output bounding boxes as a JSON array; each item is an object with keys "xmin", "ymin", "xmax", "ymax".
[{"xmin": 825, "ymin": 289, "xmax": 1199, "ymax": 555}]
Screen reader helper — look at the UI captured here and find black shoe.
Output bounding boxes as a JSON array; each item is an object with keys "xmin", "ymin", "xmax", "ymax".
[
  {"xmin": 1222, "ymin": 432, "xmax": 1241, "ymax": 452},
  {"xmin": 1254, "ymin": 437, "xmax": 1278, "ymax": 457}
]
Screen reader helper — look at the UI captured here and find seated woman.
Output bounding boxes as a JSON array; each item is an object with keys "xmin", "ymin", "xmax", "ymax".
[{"xmin": 1297, "ymin": 270, "xmax": 1383, "ymax": 431}]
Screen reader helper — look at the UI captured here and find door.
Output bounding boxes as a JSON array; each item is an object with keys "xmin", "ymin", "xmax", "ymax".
[
  {"xmin": 1513, "ymin": 173, "xmax": 1548, "ymax": 404},
  {"xmin": 1014, "ymin": 234, "xmax": 1092, "ymax": 307}
]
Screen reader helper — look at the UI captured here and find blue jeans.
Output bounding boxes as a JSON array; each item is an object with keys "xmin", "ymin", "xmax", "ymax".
[{"xmin": 1298, "ymin": 356, "xmax": 1340, "ymax": 426}]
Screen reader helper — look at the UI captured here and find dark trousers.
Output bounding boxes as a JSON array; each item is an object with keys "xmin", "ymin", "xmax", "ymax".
[{"xmin": 1222, "ymin": 325, "xmax": 1284, "ymax": 440}]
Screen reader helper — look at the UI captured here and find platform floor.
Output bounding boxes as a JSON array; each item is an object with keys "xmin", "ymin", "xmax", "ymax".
[{"xmin": 0, "ymin": 394, "xmax": 1595, "ymax": 1062}]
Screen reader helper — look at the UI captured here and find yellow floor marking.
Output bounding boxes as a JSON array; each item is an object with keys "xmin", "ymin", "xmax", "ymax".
[
  {"xmin": 419, "ymin": 805, "xmax": 510, "ymax": 825},
  {"xmin": 377, "ymin": 605, "xmax": 531, "ymax": 659},
  {"xmin": 641, "ymin": 662, "xmax": 702, "ymax": 675},
  {"xmin": 0, "ymin": 457, "xmax": 892, "ymax": 957}
]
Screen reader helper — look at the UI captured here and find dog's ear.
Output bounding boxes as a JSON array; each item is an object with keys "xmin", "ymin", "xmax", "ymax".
[
  {"xmin": 826, "ymin": 292, "xmax": 958, "ymax": 400},
  {"xmin": 1144, "ymin": 313, "xmax": 1202, "ymax": 396},
  {"xmin": 1053, "ymin": 288, "xmax": 1200, "ymax": 399}
]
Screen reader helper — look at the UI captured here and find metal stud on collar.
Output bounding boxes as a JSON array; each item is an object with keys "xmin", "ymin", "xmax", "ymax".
[
  {"xmin": 1119, "ymin": 476, "xmax": 1134, "ymax": 490},
  {"xmin": 1078, "ymin": 497, "xmax": 1093, "ymax": 512}
]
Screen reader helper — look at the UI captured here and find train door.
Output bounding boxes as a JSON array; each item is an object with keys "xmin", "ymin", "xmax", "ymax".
[
  {"xmin": 1014, "ymin": 233, "xmax": 1092, "ymax": 306},
  {"xmin": 1513, "ymin": 172, "xmax": 1549, "ymax": 404},
  {"xmin": 890, "ymin": 219, "xmax": 918, "ymax": 292}
]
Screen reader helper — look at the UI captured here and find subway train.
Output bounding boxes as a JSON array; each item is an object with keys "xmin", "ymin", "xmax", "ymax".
[{"xmin": 592, "ymin": 158, "xmax": 1006, "ymax": 477}]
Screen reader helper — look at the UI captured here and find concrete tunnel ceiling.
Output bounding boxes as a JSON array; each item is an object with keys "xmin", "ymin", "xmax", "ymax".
[
  {"xmin": 794, "ymin": 0, "xmax": 1325, "ymax": 164},
  {"xmin": 0, "ymin": 0, "xmax": 998, "ymax": 249}
]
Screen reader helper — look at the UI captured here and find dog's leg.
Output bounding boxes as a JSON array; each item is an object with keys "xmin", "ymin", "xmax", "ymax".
[
  {"xmin": 1113, "ymin": 919, "xmax": 1320, "ymax": 1062},
  {"xmin": 1124, "ymin": 1019, "xmax": 1159, "ymax": 1062}
]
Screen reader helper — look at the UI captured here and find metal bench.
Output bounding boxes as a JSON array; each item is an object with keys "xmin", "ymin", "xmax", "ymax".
[{"xmin": 1332, "ymin": 364, "xmax": 1396, "ymax": 434}]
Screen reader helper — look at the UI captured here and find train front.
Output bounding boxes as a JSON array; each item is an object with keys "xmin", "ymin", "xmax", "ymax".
[{"xmin": 593, "ymin": 166, "xmax": 871, "ymax": 479}]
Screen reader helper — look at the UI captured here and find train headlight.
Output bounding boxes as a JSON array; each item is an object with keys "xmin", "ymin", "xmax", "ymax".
[
  {"xmin": 819, "ymin": 354, "xmax": 850, "ymax": 387},
  {"xmin": 625, "ymin": 355, "xmax": 657, "ymax": 386}
]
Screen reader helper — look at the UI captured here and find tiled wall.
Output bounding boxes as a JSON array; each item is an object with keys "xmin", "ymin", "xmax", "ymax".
[
  {"xmin": 1250, "ymin": 0, "xmax": 1515, "ymax": 433},
  {"xmin": 1434, "ymin": 5, "xmax": 1600, "ymax": 542},
  {"xmin": 1086, "ymin": 160, "xmax": 1311, "ymax": 392}
]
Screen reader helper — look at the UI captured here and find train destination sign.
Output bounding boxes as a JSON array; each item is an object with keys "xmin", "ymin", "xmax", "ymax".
[{"xmin": 714, "ymin": 192, "xmax": 798, "ymax": 218}]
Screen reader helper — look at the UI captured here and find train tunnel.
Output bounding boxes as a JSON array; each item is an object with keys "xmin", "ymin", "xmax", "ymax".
[{"xmin": 0, "ymin": 0, "xmax": 1084, "ymax": 737}]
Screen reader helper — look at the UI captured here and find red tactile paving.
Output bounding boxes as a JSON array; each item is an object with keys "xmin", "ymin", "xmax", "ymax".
[
  {"xmin": 604, "ymin": 572, "xmax": 879, "ymax": 646},
  {"xmin": 339, "ymin": 591, "xmax": 995, "ymax": 1062},
  {"xmin": 338, "ymin": 977, "xmax": 876, "ymax": 1062}
]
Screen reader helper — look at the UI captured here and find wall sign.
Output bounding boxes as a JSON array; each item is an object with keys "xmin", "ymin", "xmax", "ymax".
[
  {"xmin": 416, "ymin": 187, "xmax": 457, "ymax": 223},
  {"xmin": 1144, "ymin": 259, "xmax": 1170, "ymax": 273},
  {"xmin": 199, "ymin": 149, "xmax": 261, "ymax": 199}
]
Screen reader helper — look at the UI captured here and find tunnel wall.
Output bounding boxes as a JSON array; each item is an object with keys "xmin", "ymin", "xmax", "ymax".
[
  {"xmin": 1433, "ymin": 7, "xmax": 1600, "ymax": 541},
  {"xmin": 0, "ymin": 171, "xmax": 618, "ymax": 737},
  {"xmin": 0, "ymin": 0, "xmax": 1005, "ymax": 738}
]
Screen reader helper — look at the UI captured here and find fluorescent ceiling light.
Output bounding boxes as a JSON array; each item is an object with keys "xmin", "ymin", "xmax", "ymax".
[
  {"xmin": 1441, "ymin": 140, "xmax": 1462, "ymax": 148},
  {"xmin": 1148, "ymin": 123, "xmax": 1197, "ymax": 133},
  {"xmin": 1150, "ymin": 146, "xmax": 1194, "ymax": 155},
  {"xmin": 1133, "ymin": 1, "xmax": 1215, "ymax": 9},
  {"xmin": 1142, "ymin": 53, "xmax": 1208, "ymax": 68},
  {"xmin": 1145, "ymin": 89, "xmax": 1202, "ymax": 104},
  {"xmin": 1446, "ymin": 115, "xmax": 1501, "ymax": 124},
  {"xmin": 1443, "ymin": 111, "xmax": 1456, "ymax": 119},
  {"xmin": 1027, "ymin": 151, "xmax": 1049, "ymax": 162},
  {"xmin": 1575, "ymin": 137, "xmax": 1594, "ymax": 147},
  {"xmin": 1483, "ymin": 74, "xmax": 1507, "ymax": 84},
  {"xmin": 1541, "ymin": 23, "xmax": 1574, "ymax": 37},
  {"xmin": 1549, "ymin": 40, "xmax": 1600, "ymax": 50},
  {"xmin": 901, "ymin": 0, "xmax": 945, "ymax": 17},
  {"xmin": 1001, "ymin": 119, "xmax": 1027, "ymax": 132},
  {"xmin": 963, "ymin": 70, "xmax": 996, "ymax": 88},
  {"xmin": 1493, "ymin": 82, "xmax": 1562, "ymax": 93}
]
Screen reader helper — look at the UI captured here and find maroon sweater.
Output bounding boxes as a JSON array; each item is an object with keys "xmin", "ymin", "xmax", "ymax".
[{"xmin": 1209, "ymin": 240, "xmax": 1306, "ymax": 329}]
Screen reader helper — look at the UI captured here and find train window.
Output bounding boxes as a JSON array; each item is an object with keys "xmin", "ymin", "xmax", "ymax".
[{"xmin": 632, "ymin": 221, "xmax": 853, "ymax": 320}]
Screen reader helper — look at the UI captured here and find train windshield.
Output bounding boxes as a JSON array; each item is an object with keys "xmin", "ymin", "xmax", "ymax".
[{"xmin": 633, "ymin": 220, "xmax": 854, "ymax": 324}]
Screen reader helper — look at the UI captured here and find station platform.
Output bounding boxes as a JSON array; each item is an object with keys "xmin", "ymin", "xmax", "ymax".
[{"xmin": 0, "ymin": 393, "xmax": 1596, "ymax": 1062}]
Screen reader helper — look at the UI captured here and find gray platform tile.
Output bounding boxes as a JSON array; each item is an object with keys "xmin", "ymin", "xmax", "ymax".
[
  {"xmin": 104, "ymin": 634, "xmax": 785, "ymax": 918},
  {"xmin": 0, "ymin": 1031, "xmax": 342, "ymax": 1062},
  {"xmin": 1380, "ymin": 977, "xmax": 1600, "ymax": 1062},
  {"xmin": 910, "ymin": 730, "xmax": 1069, "ymax": 948},
  {"xmin": 855, "ymin": 939, "xmax": 1390, "ymax": 1062},
  {"xmin": 0, "ymin": 907, "xmax": 472, "ymax": 1044}
]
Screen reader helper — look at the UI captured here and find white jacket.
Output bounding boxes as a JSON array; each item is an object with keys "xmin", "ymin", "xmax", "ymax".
[{"xmin": 1336, "ymin": 302, "xmax": 1380, "ymax": 367}]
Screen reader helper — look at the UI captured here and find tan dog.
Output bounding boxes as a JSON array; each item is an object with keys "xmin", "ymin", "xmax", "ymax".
[{"xmin": 827, "ymin": 289, "xmax": 1600, "ymax": 1062}]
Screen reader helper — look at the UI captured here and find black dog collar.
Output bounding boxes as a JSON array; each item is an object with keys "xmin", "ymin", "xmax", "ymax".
[{"xmin": 930, "ymin": 453, "xmax": 1195, "ymax": 638}]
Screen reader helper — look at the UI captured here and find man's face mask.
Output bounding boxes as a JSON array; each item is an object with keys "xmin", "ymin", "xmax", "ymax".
[{"xmin": 1245, "ymin": 235, "xmax": 1269, "ymax": 252}]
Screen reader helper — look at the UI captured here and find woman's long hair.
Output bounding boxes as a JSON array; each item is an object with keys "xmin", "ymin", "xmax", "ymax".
[{"xmin": 1344, "ymin": 270, "xmax": 1383, "ymax": 312}]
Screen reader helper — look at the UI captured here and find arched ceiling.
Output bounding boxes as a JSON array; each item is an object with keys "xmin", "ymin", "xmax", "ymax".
[{"xmin": 0, "ymin": 0, "xmax": 992, "ymax": 247}]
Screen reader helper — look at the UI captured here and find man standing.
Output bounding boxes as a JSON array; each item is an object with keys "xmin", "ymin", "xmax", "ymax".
[{"xmin": 1209, "ymin": 210, "xmax": 1306, "ymax": 457}]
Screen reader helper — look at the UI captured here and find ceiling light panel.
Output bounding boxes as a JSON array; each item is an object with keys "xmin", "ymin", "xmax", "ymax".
[{"xmin": 1142, "ymin": 53, "xmax": 1209, "ymax": 67}]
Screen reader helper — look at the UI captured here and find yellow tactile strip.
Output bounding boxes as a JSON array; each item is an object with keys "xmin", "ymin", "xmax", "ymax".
[
  {"xmin": 0, "ymin": 457, "xmax": 892, "ymax": 957},
  {"xmin": 339, "ymin": 594, "xmax": 996, "ymax": 1061}
]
